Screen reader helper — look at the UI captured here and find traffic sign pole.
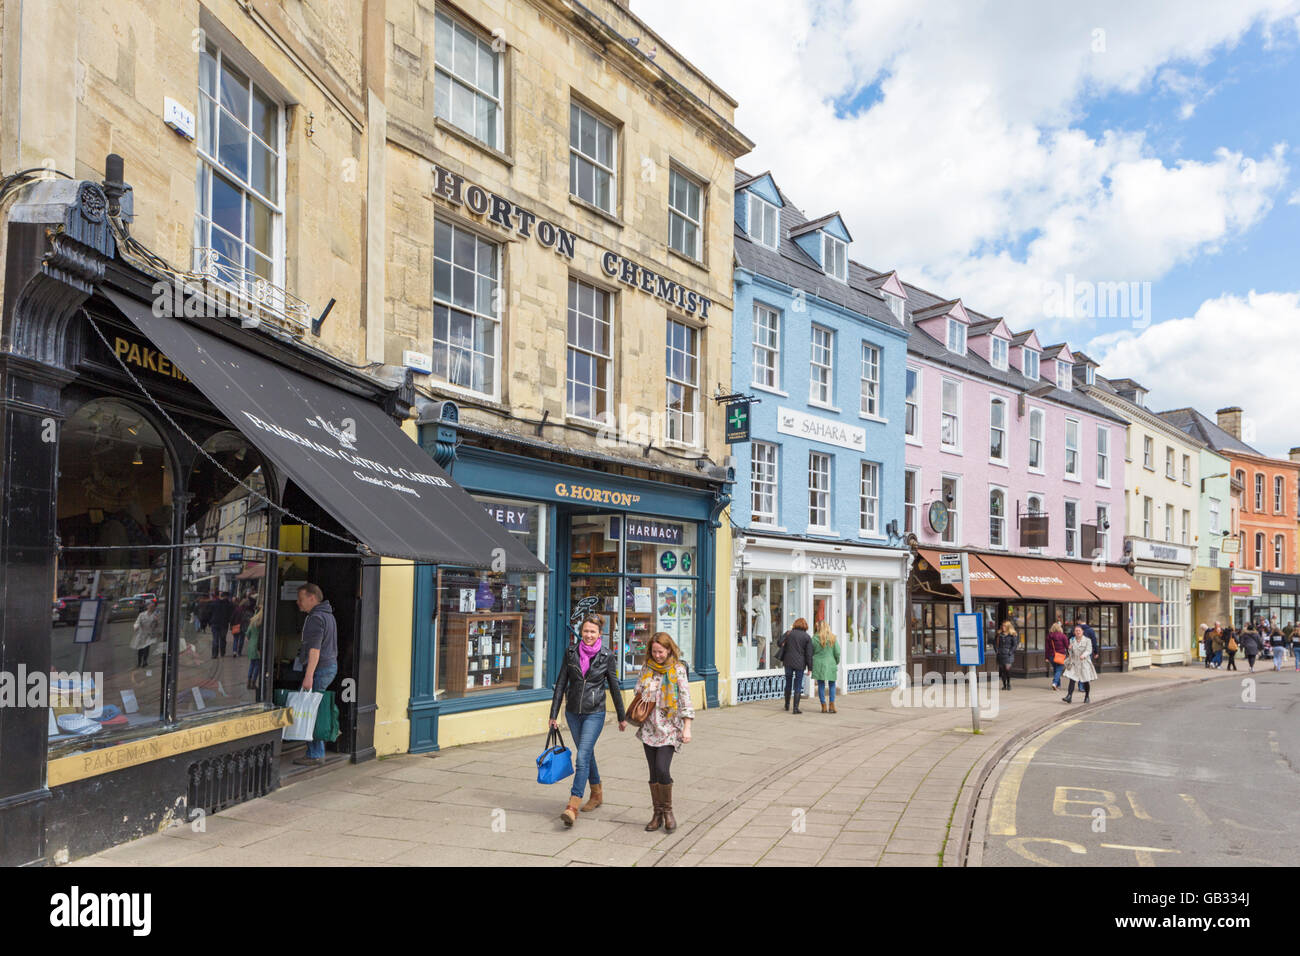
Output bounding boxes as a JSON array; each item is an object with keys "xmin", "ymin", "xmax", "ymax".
[{"xmin": 961, "ymin": 552, "xmax": 979, "ymax": 733}]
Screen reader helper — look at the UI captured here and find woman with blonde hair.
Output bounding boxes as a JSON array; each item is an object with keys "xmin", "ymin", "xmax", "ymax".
[
  {"xmin": 994, "ymin": 620, "xmax": 1019, "ymax": 692},
  {"xmin": 811, "ymin": 620, "xmax": 841, "ymax": 713},
  {"xmin": 634, "ymin": 632, "xmax": 694, "ymax": 832}
]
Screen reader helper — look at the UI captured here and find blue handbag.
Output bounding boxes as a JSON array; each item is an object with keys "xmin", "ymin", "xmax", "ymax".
[{"xmin": 536, "ymin": 727, "xmax": 574, "ymax": 785}]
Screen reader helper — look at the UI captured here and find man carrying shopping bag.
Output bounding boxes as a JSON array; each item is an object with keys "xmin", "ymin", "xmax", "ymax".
[{"xmin": 292, "ymin": 583, "xmax": 338, "ymax": 767}]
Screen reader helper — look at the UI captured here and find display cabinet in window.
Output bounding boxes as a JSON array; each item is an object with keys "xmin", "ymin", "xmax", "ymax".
[{"xmin": 443, "ymin": 612, "xmax": 523, "ymax": 696}]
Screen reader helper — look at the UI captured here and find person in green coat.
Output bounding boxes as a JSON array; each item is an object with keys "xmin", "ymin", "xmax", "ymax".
[{"xmin": 811, "ymin": 620, "xmax": 841, "ymax": 713}]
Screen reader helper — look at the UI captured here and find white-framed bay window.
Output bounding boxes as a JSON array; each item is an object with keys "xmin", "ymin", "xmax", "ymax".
[
  {"xmin": 823, "ymin": 234, "xmax": 847, "ymax": 282},
  {"xmin": 905, "ymin": 366, "xmax": 921, "ymax": 443},
  {"xmin": 991, "ymin": 337, "xmax": 1008, "ymax": 370},
  {"xmin": 1097, "ymin": 426, "xmax": 1110, "ymax": 484},
  {"xmin": 566, "ymin": 277, "xmax": 612, "ymax": 423},
  {"xmin": 747, "ymin": 193, "xmax": 779, "ymax": 248},
  {"xmin": 989, "ymin": 486, "xmax": 1007, "ymax": 549},
  {"xmin": 433, "ymin": 220, "xmax": 500, "ymax": 396},
  {"xmin": 904, "ymin": 468, "xmax": 918, "ymax": 533},
  {"xmin": 810, "ymin": 326, "xmax": 834, "ymax": 406},
  {"xmin": 941, "ymin": 378, "xmax": 961, "ymax": 450},
  {"xmin": 668, "ymin": 168, "xmax": 703, "ymax": 260},
  {"xmin": 1096, "ymin": 503, "xmax": 1110, "ymax": 558},
  {"xmin": 860, "ymin": 343, "xmax": 880, "ymax": 417},
  {"xmin": 1065, "ymin": 499, "xmax": 1078, "ymax": 557},
  {"xmin": 196, "ymin": 41, "xmax": 284, "ymax": 299},
  {"xmin": 570, "ymin": 101, "xmax": 617, "ymax": 213},
  {"xmin": 989, "ymin": 397, "xmax": 1007, "ymax": 463},
  {"xmin": 1065, "ymin": 418, "xmax": 1080, "ymax": 478},
  {"xmin": 1028, "ymin": 408, "xmax": 1044, "ymax": 472}
]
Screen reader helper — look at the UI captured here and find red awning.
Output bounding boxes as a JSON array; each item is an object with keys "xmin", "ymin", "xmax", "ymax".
[
  {"xmin": 236, "ymin": 563, "xmax": 266, "ymax": 580},
  {"xmin": 1058, "ymin": 562, "xmax": 1161, "ymax": 603}
]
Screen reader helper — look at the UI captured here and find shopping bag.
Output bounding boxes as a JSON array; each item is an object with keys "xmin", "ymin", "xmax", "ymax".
[
  {"xmin": 536, "ymin": 727, "xmax": 574, "ymax": 785},
  {"xmin": 282, "ymin": 691, "xmax": 323, "ymax": 741}
]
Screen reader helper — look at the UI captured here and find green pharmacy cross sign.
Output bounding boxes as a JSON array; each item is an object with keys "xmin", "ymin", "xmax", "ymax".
[{"xmin": 725, "ymin": 401, "xmax": 751, "ymax": 444}]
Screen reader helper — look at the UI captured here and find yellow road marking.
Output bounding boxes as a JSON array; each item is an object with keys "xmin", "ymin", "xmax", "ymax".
[
  {"xmin": 1007, "ymin": 837, "xmax": 1087, "ymax": 866},
  {"xmin": 1100, "ymin": 843, "xmax": 1181, "ymax": 867},
  {"xmin": 989, "ymin": 719, "xmax": 1080, "ymax": 837},
  {"xmin": 1079, "ymin": 720, "xmax": 1142, "ymax": 725},
  {"xmin": 1126, "ymin": 790, "xmax": 1154, "ymax": 821},
  {"xmin": 1179, "ymin": 793, "xmax": 1213, "ymax": 827}
]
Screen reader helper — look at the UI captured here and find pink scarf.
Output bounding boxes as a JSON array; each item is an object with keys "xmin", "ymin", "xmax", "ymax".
[{"xmin": 578, "ymin": 636, "xmax": 602, "ymax": 676}]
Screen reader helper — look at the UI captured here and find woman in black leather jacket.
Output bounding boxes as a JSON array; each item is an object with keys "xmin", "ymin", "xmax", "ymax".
[{"xmin": 549, "ymin": 614, "xmax": 627, "ymax": 827}]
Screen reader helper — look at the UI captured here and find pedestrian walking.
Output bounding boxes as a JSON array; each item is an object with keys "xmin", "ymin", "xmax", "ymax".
[
  {"xmin": 1211, "ymin": 628, "xmax": 1225, "ymax": 668},
  {"xmin": 811, "ymin": 620, "xmax": 841, "ymax": 713},
  {"xmin": 995, "ymin": 621, "xmax": 1019, "ymax": 691},
  {"xmin": 1046, "ymin": 622, "xmax": 1069, "ymax": 690},
  {"xmin": 634, "ymin": 632, "xmax": 693, "ymax": 833},
  {"xmin": 246, "ymin": 605, "xmax": 264, "ymax": 690},
  {"xmin": 293, "ymin": 583, "xmax": 338, "ymax": 767},
  {"xmin": 1203, "ymin": 624, "xmax": 1215, "ymax": 668},
  {"xmin": 1289, "ymin": 622, "xmax": 1300, "ymax": 672},
  {"xmin": 130, "ymin": 599, "xmax": 163, "ymax": 667},
  {"xmin": 548, "ymin": 614, "xmax": 627, "ymax": 827},
  {"xmin": 1061, "ymin": 626, "xmax": 1098, "ymax": 704},
  {"xmin": 1268, "ymin": 627, "xmax": 1286, "ymax": 670},
  {"xmin": 1076, "ymin": 616, "xmax": 1101, "ymax": 667},
  {"xmin": 1224, "ymin": 625, "xmax": 1238, "ymax": 671},
  {"xmin": 1239, "ymin": 624, "xmax": 1261, "ymax": 671},
  {"xmin": 777, "ymin": 618, "xmax": 815, "ymax": 714},
  {"xmin": 209, "ymin": 590, "xmax": 233, "ymax": 658}
]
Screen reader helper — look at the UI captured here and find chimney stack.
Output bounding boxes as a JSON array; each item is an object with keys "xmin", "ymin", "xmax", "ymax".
[
  {"xmin": 1216, "ymin": 407, "xmax": 1243, "ymax": 439},
  {"xmin": 1289, "ymin": 447, "xmax": 1300, "ymax": 463}
]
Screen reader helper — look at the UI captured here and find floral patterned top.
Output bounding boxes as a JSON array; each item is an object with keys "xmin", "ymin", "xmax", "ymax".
[{"xmin": 634, "ymin": 663, "xmax": 695, "ymax": 751}]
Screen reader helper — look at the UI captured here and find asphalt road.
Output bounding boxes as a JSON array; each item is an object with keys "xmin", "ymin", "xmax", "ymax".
[{"xmin": 982, "ymin": 664, "xmax": 1300, "ymax": 867}]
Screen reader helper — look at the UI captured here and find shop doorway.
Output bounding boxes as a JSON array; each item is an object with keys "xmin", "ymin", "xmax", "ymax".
[
  {"xmin": 273, "ymin": 481, "xmax": 363, "ymax": 775},
  {"xmin": 811, "ymin": 579, "xmax": 841, "ymax": 645}
]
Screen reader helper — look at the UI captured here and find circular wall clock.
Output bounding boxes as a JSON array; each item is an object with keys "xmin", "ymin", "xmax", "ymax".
[{"xmin": 928, "ymin": 500, "xmax": 950, "ymax": 535}]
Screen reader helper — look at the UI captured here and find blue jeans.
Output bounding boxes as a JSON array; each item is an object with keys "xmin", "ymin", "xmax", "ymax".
[
  {"xmin": 784, "ymin": 667, "xmax": 805, "ymax": 700},
  {"xmin": 305, "ymin": 663, "xmax": 337, "ymax": 760},
  {"xmin": 1051, "ymin": 662, "xmax": 1065, "ymax": 687},
  {"xmin": 816, "ymin": 680, "xmax": 836, "ymax": 703},
  {"xmin": 565, "ymin": 711, "xmax": 605, "ymax": 798}
]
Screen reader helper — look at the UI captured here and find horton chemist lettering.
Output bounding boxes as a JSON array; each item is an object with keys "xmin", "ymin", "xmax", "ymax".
[{"xmin": 432, "ymin": 165, "xmax": 713, "ymax": 319}]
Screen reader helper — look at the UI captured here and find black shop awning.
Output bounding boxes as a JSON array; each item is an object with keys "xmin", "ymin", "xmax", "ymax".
[{"xmin": 105, "ymin": 290, "xmax": 544, "ymax": 572}]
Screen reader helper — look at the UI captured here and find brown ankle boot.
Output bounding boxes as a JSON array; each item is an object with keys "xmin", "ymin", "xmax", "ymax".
[
  {"xmin": 581, "ymin": 783, "xmax": 603, "ymax": 812},
  {"xmin": 829, "ymin": 700, "xmax": 837, "ymax": 713},
  {"xmin": 561, "ymin": 795, "xmax": 582, "ymax": 827},
  {"xmin": 661, "ymin": 783, "xmax": 676, "ymax": 832},
  {"xmin": 644, "ymin": 783, "xmax": 664, "ymax": 831}
]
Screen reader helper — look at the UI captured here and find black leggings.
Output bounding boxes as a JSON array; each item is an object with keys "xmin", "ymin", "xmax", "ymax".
[{"xmin": 644, "ymin": 743, "xmax": 675, "ymax": 785}]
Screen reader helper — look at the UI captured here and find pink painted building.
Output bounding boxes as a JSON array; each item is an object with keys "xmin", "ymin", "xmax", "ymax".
[{"xmin": 869, "ymin": 278, "xmax": 1139, "ymax": 677}]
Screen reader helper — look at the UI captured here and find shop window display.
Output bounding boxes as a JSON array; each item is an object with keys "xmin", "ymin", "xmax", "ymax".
[
  {"xmin": 567, "ymin": 514, "xmax": 697, "ymax": 679},
  {"xmin": 178, "ymin": 431, "xmax": 271, "ymax": 718},
  {"xmin": 52, "ymin": 400, "xmax": 174, "ymax": 752},
  {"xmin": 436, "ymin": 498, "xmax": 546, "ymax": 699},
  {"xmin": 844, "ymin": 578, "xmax": 896, "ymax": 666},
  {"xmin": 1008, "ymin": 604, "xmax": 1047, "ymax": 652},
  {"xmin": 734, "ymin": 574, "xmax": 801, "ymax": 672}
]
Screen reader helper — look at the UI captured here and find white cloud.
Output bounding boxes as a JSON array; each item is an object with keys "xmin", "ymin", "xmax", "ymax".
[
  {"xmin": 650, "ymin": 0, "xmax": 1298, "ymax": 337},
  {"xmin": 1086, "ymin": 290, "xmax": 1300, "ymax": 455}
]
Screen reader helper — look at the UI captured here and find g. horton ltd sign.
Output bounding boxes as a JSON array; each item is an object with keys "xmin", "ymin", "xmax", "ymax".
[
  {"xmin": 433, "ymin": 165, "xmax": 713, "ymax": 319},
  {"xmin": 554, "ymin": 482, "xmax": 641, "ymax": 507}
]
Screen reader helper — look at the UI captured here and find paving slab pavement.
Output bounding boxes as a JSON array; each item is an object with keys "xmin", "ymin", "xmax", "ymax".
[{"xmin": 72, "ymin": 665, "xmax": 1236, "ymax": 867}]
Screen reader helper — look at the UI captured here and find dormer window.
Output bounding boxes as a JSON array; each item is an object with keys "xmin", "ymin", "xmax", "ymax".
[
  {"xmin": 1023, "ymin": 349, "xmax": 1040, "ymax": 381},
  {"xmin": 822, "ymin": 234, "xmax": 847, "ymax": 282},
  {"xmin": 886, "ymin": 293, "xmax": 905, "ymax": 322},
  {"xmin": 1056, "ymin": 361, "xmax": 1072, "ymax": 391},
  {"xmin": 748, "ymin": 193, "xmax": 778, "ymax": 248},
  {"xmin": 990, "ymin": 337, "xmax": 1008, "ymax": 371},
  {"xmin": 946, "ymin": 319, "xmax": 966, "ymax": 355},
  {"xmin": 1085, "ymin": 366, "xmax": 1095, "ymax": 385}
]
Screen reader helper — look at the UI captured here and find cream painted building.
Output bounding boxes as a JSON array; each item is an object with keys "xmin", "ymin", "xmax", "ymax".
[
  {"xmin": 371, "ymin": 0, "xmax": 753, "ymax": 753},
  {"xmin": 1080, "ymin": 373, "xmax": 1201, "ymax": 666}
]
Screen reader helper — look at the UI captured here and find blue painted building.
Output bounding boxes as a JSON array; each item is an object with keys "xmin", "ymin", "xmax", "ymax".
[{"xmin": 728, "ymin": 170, "xmax": 911, "ymax": 703}]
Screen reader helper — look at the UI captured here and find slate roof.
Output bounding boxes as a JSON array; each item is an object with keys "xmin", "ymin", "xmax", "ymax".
[
  {"xmin": 1010, "ymin": 331, "xmax": 1038, "ymax": 347},
  {"xmin": 1156, "ymin": 407, "xmax": 1263, "ymax": 457}
]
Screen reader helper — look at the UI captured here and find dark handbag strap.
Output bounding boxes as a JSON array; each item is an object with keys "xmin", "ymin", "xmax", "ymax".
[{"xmin": 545, "ymin": 727, "xmax": 566, "ymax": 752}]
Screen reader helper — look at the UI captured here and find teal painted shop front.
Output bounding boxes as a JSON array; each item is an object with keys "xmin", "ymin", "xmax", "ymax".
[{"xmin": 408, "ymin": 440, "xmax": 724, "ymax": 752}]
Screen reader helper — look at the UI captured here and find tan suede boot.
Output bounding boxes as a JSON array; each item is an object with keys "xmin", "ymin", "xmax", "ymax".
[
  {"xmin": 820, "ymin": 700, "xmax": 827, "ymax": 713},
  {"xmin": 581, "ymin": 783, "xmax": 603, "ymax": 812},
  {"xmin": 560, "ymin": 795, "xmax": 582, "ymax": 827},
  {"xmin": 645, "ymin": 783, "xmax": 664, "ymax": 832},
  {"xmin": 829, "ymin": 700, "xmax": 837, "ymax": 713}
]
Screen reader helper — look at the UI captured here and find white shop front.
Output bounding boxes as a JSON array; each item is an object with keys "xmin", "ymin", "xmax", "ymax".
[
  {"xmin": 730, "ymin": 533, "xmax": 908, "ymax": 703},
  {"xmin": 1126, "ymin": 538, "xmax": 1194, "ymax": 667}
]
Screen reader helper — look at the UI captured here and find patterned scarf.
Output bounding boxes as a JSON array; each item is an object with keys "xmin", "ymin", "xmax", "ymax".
[{"xmin": 643, "ymin": 658, "xmax": 679, "ymax": 719}]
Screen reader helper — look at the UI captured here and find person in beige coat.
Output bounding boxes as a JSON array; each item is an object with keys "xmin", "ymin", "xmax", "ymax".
[{"xmin": 1061, "ymin": 625, "xmax": 1098, "ymax": 704}]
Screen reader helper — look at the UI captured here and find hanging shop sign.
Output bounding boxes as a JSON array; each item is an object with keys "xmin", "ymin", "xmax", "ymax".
[
  {"xmin": 433, "ymin": 164, "xmax": 713, "ymax": 319},
  {"xmin": 776, "ymin": 407, "xmax": 866, "ymax": 453},
  {"xmin": 725, "ymin": 401, "xmax": 751, "ymax": 443}
]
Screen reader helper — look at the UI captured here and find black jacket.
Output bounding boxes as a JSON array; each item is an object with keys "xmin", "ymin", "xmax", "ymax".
[
  {"xmin": 549, "ymin": 641, "xmax": 626, "ymax": 721},
  {"xmin": 778, "ymin": 628, "xmax": 815, "ymax": 671}
]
